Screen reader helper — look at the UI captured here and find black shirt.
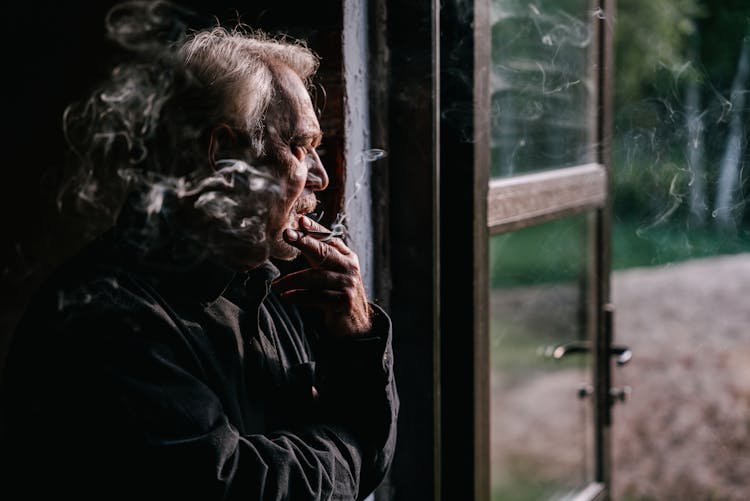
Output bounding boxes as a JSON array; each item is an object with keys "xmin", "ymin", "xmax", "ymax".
[{"xmin": 0, "ymin": 231, "xmax": 398, "ymax": 500}]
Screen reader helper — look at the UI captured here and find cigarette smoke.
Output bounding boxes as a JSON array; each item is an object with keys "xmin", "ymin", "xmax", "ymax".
[
  {"xmin": 58, "ymin": 1, "xmax": 282, "ymax": 262},
  {"xmin": 490, "ymin": 3, "xmax": 597, "ymax": 177}
]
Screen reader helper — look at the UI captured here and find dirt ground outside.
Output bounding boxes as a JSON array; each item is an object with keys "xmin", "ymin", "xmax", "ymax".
[
  {"xmin": 611, "ymin": 253, "xmax": 750, "ymax": 500},
  {"xmin": 491, "ymin": 253, "xmax": 750, "ymax": 500}
]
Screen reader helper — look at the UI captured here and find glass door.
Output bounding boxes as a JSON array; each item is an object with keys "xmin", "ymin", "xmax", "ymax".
[
  {"xmin": 485, "ymin": 1, "xmax": 615, "ymax": 499},
  {"xmin": 438, "ymin": 0, "xmax": 618, "ymax": 499},
  {"xmin": 489, "ymin": 213, "xmax": 596, "ymax": 499}
]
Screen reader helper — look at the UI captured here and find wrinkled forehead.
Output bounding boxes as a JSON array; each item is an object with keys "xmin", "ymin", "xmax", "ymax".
[{"xmin": 267, "ymin": 64, "xmax": 322, "ymax": 142}]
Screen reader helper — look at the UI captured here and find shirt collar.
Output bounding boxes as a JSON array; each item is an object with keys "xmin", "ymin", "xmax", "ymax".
[
  {"xmin": 223, "ymin": 260, "xmax": 281, "ymax": 310},
  {"xmin": 148, "ymin": 258, "xmax": 283, "ymax": 309}
]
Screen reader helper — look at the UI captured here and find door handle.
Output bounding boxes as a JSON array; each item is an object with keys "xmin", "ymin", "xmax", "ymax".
[
  {"xmin": 544, "ymin": 340, "xmax": 633, "ymax": 366},
  {"xmin": 609, "ymin": 345, "xmax": 632, "ymax": 366}
]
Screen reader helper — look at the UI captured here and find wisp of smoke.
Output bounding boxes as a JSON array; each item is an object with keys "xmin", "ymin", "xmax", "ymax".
[{"xmin": 58, "ymin": 1, "xmax": 281, "ymax": 262}]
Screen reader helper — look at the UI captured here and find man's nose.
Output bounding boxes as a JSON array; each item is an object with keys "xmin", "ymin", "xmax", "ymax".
[{"xmin": 306, "ymin": 151, "xmax": 329, "ymax": 191}]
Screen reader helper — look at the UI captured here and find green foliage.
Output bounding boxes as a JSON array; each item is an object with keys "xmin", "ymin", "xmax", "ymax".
[
  {"xmin": 697, "ymin": 0, "xmax": 750, "ymax": 89},
  {"xmin": 613, "ymin": 0, "xmax": 750, "ymax": 238},
  {"xmin": 613, "ymin": 220, "xmax": 750, "ymax": 269},
  {"xmin": 614, "ymin": 0, "xmax": 704, "ymax": 109},
  {"xmin": 489, "ymin": 214, "xmax": 750, "ymax": 286},
  {"xmin": 492, "ymin": 475, "xmax": 571, "ymax": 501},
  {"xmin": 611, "ymin": 142, "xmax": 692, "ymax": 224},
  {"xmin": 488, "ymin": 1, "xmax": 750, "ymax": 280},
  {"xmin": 490, "ymin": 215, "xmax": 586, "ymax": 287}
]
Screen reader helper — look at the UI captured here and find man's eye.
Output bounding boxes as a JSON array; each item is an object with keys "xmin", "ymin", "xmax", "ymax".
[{"xmin": 291, "ymin": 144, "xmax": 307, "ymax": 161}]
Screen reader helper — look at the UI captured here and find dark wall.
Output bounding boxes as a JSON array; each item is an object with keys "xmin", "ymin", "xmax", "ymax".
[{"xmin": 2, "ymin": 1, "xmax": 121, "ymax": 372}]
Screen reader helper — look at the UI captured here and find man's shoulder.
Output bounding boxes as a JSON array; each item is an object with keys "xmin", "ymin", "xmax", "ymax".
[
  {"xmin": 17, "ymin": 233, "xmax": 164, "ymax": 334},
  {"xmin": 2, "ymin": 235, "xmax": 175, "ymax": 394}
]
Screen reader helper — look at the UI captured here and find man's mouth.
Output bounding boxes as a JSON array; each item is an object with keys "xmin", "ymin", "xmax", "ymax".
[
  {"xmin": 287, "ymin": 197, "xmax": 318, "ymax": 230},
  {"xmin": 293, "ymin": 196, "xmax": 318, "ymax": 217}
]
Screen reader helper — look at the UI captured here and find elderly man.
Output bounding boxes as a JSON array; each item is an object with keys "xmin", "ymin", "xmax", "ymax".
[{"xmin": 0, "ymin": 8, "xmax": 397, "ymax": 501}]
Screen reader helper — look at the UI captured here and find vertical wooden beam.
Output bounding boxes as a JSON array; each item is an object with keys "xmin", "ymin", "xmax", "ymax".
[
  {"xmin": 439, "ymin": 0, "xmax": 488, "ymax": 498},
  {"xmin": 380, "ymin": 0, "xmax": 440, "ymax": 499},
  {"xmin": 473, "ymin": 0, "xmax": 491, "ymax": 498},
  {"xmin": 369, "ymin": 0, "xmax": 392, "ymax": 312},
  {"xmin": 594, "ymin": 0, "xmax": 616, "ymax": 493}
]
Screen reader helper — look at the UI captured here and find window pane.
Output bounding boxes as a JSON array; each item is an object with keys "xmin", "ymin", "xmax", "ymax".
[
  {"xmin": 490, "ymin": 213, "xmax": 594, "ymax": 499},
  {"xmin": 491, "ymin": 0, "xmax": 596, "ymax": 178}
]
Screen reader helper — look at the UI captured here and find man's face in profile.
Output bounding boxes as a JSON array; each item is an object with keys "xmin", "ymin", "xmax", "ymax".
[
  {"xmin": 261, "ymin": 64, "xmax": 328, "ymax": 262},
  {"xmin": 185, "ymin": 64, "xmax": 327, "ymax": 272}
]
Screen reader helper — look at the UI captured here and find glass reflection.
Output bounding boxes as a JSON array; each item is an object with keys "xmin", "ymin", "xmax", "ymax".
[
  {"xmin": 490, "ymin": 214, "xmax": 593, "ymax": 499},
  {"xmin": 491, "ymin": 0, "xmax": 596, "ymax": 177}
]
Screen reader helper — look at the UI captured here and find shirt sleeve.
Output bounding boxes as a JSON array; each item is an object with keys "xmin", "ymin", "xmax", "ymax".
[{"xmin": 315, "ymin": 303, "xmax": 400, "ymax": 499}]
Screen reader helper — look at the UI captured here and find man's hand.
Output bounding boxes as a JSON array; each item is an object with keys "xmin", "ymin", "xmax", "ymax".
[{"xmin": 272, "ymin": 215, "xmax": 373, "ymax": 337}]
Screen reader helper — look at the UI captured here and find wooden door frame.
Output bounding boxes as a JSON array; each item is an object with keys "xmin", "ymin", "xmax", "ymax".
[{"xmin": 436, "ymin": 0, "xmax": 617, "ymax": 499}]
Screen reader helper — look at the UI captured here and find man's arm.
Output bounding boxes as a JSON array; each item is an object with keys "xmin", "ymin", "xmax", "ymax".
[
  {"xmin": 315, "ymin": 303, "xmax": 399, "ymax": 498},
  {"xmin": 44, "ymin": 307, "xmax": 379, "ymax": 500},
  {"xmin": 271, "ymin": 215, "xmax": 399, "ymax": 498},
  {"xmin": 1, "ymin": 281, "xmax": 389, "ymax": 501}
]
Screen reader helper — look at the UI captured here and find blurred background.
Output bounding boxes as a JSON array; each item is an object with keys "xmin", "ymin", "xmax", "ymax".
[
  {"xmin": 610, "ymin": 2, "xmax": 748, "ymax": 499},
  {"xmin": 488, "ymin": 0, "xmax": 749, "ymax": 499}
]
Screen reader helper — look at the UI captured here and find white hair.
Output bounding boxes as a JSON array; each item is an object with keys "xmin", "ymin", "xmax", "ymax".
[
  {"xmin": 179, "ymin": 27, "xmax": 320, "ymax": 156},
  {"xmin": 60, "ymin": 12, "xmax": 321, "ymax": 244}
]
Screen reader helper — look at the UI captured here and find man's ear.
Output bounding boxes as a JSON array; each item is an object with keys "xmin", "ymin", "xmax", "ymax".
[{"xmin": 207, "ymin": 123, "xmax": 238, "ymax": 171}]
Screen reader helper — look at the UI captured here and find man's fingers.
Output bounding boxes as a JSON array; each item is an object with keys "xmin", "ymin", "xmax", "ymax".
[
  {"xmin": 272, "ymin": 268, "xmax": 354, "ymax": 294},
  {"xmin": 284, "ymin": 228, "xmax": 344, "ymax": 269},
  {"xmin": 279, "ymin": 289, "xmax": 349, "ymax": 311},
  {"xmin": 299, "ymin": 216, "xmax": 351, "ymax": 254},
  {"xmin": 281, "ymin": 215, "xmax": 354, "ymax": 270}
]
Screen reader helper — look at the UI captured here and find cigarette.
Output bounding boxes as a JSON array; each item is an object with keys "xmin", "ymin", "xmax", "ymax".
[
  {"xmin": 301, "ymin": 229, "xmax": 334, "ymax": 239},
  {"xmin": 299, "ymin": 228, "xmax": 344, "ymax": 242}
]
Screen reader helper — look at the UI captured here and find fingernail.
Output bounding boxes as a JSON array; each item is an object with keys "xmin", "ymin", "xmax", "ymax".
[
  {"xmin": 285, "ymin": 228, "xmax": 300, "ymax": 241},
  {"xmin": 300, "ymin": 215, "xmax": 312, "ymax": 228}
]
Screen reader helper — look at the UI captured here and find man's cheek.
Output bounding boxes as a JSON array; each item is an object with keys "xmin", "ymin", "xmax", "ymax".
[
  {"xmin": 270, "ymin": 200, "xmax": 295, "ymax": 233},
  {"xmin": 291, "ymin": 164, "xmax": 308, "ymax": 185}
]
